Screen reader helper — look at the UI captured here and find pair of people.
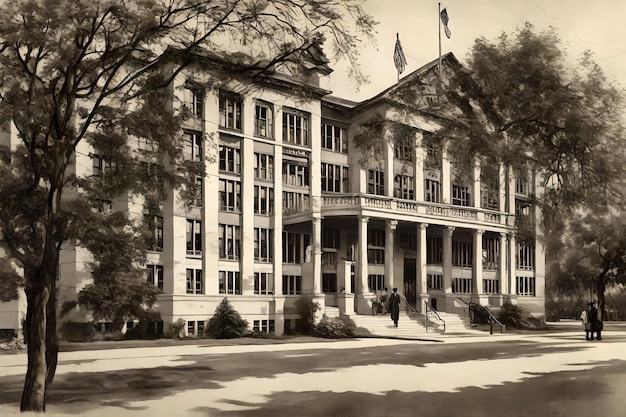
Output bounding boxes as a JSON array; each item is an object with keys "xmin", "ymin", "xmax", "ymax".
[{"xmin": 581, "ymin": 301, "xmax": 602, "ymax": 341}]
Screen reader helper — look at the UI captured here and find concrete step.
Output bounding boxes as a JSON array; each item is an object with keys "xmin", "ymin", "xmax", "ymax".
[{"xmin": 344, "ymin": 311, "xmax": 440, "ymax": 339}]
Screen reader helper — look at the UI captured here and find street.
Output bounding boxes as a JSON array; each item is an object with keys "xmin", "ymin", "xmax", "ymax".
[{"xmin": 1, "ymin": 323, "xmax": 625, "ymax": 417}]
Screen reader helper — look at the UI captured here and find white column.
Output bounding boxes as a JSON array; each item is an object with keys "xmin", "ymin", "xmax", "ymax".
[
  {"xmin": 358, "ymin": 216, "xmax": 370, "ymax": 295},
  {"xmin": 443, "ymin": 226, "xmax": 454, "ymax": 293},
  {"xmin": 498, "ymin": 163, "xmax": 507, "ymax": 213},
  {"xmin": 508, "ymin": 233, "xmax": 517, "ymax": 295},
  {"xmin": 473, "ymin": 229, "xmax": 484, "ymax": 294},
  {"xmin": 385, "ymin": 220, "xmax": 398, "ymax": 290},
  {"xmin": 240, "ymin": 137, "xmax": 255, "ymax": 295},
  {"xmin": 441, "ymin": 146, "xmax": 451, "ymax": 204},
  {"xmin": 384, "ymin": 136, "xmax": 394, "ymax": 197},
  {"xmin": 414, "ymin": 135, "xmax": 425, "ymax": 201},
  {"xmin": 499, "ymin": 232, "xmax": 507, "ymax": 295},
  {"xmin": 417, "ymin": 223, "xmax": 428, "ymax": 294},
  {"xmin": 312, "ymin": 215, "xmax": 322, "ymax": 294},
  {"xmin": 472, "ymin": 162, "xmax": 481, "ymax": 208}
]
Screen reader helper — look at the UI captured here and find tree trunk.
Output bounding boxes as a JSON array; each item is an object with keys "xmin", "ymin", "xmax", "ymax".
[
  {"xmin": 596, "ymin": 278, "xmax": 607, "ymax": 321},
  {"xmin": 20, "ymin": 286, "xmax": 50, "ymax": 412}
]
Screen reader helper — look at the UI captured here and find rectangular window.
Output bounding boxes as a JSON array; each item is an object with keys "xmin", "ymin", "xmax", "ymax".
[
  {"xmin": 516, "ymin": 276, "xmax": 536, "ymax": 296},
  {"xmin": 219, "ymin": 179, "xmax": 242, "ymax": 212},
  {"xmin": 282, "ymin": 275, "xmax": 302, "ymax": 295},
  {"xmin": 516, "ymin": 171, "xmax": 530, "ymax": 195},
  {"xmin": 186, "ymin": 219, "xmax": 202, "ymax": 256},
  {"xmin": 187, "ymin": 321, "xmax": 195, "ymax": 336},
  {"xmin": 253, "ymin": 319, "xmax": 275, "ymax": 333},
  {"xmin": 219, "ymin": 271, "xmax": 241, "ymax": 295},
  {"xmin": 254, "ymin": 272, "xmax": 274, "ymax": 295},
  {"xmin": 424, "ymin": 179, "xmax": 441, "ymax": 203},
  {"xmin": 282, "ymin": 162, "xmax": 310, "ymax": 187},
  {"xmin": 184, "ymin": 86, "xmax": 204, "ymax": 117},
  {"xmin": 184, "ymin": 131, "xmax": 203, "ymax": 162},
  {"xmin": 219, "ymin": 93, "xmax": 242, "ymax": 131},
  {"xmin": 197, "ymin": 320, "xmax": 204, "ymax": 335},
  {"xmin": 321, "ymin": 123, "xmax": 348, "ymax": 153},
  {"xmin": 322, "ymin": 227, "xmax": 341, "ymax": 249},
  {"xmin": 452, "ymin": 277, "xmax": 472, "ymax": 294},
  {"xmin": 254, "ymin": 185, "xmax": 274, "ymax": 215},
  {"xmin": 322, "ymin": 273, "xmax": 337, "ymax": 293},
  {"xmin": 483, "ymin": 237, "xmax": 499, "ymax": 270},
  {"xmin": 452, "ymin": 241, "xmax": 473, "ymax": 267},
  {"xmin": 137, "ymin": 137, "xmax": 157, "ymax": 151},
  {"xmin": 91, "ymin": 154, "xmax": 117, "ymax": 183},
  {"xmin": 398, "ymin": 233, "xmax": 417, "ymax": 251},
  {"xmin": 394, "ymin": 175, "xmax": 414, "ymax": 200},
  {"xmin": 282, "ymin": 191, "xmax": 310, "ymax": 215},
  {"xmin": 483, "ymin": 279, "xmax": 500, "ymax": 294},
  {"xmin": 283, "ymin": 232, "xmax": 306, "ymax": 264},
  {"xmin": 219, "ymin": 146, "xmax": 241, "ymax": 174},
  {"xmin": 394, "ymin": 140, "xmax": 414, "ymax": 161},
  {"xmin": 254, "ymin": 153, "xmax": 274, "ymax": 180},
  {"xmin": 283, "ymin": 110, "xmax": 309, "ymax": 146},
  {"xmin": 255, "ymin": 103, "xmax": 273, "ymax": 138},
  {"xmin": 219, "ymin": 224, "xmax": 241, "ymax": 260},
  {"xmin": 144, "ymin": 215, "xmax": 164, "ymax": 252},
  {"xmin": 368, "ymin": 274, "xmax": 385, "ymax": 292},
  {"xmin": 481, "ymin": 182, "xmax": 499, "ymax": 211},
  {"xmin": 452, "ymin": 184, "xmax": 470, "ymax": 206},
  {"xmin": 186, "ymin": 269, "xmax": 203, "ymax": 294},
  {"xmin": 146, "ymin": 264, "xmax": 164, "ymax": 291},
  {"xmin": 517, "ymin": 242, "xmax": 535, "ymax": 270},
  {"xmin": 425, "ymin": 142, "xmax": 442, "ymax": 169},
  {"xmin": 427, "ymin": 274, "xmax": 443, "ymax": 290},
  {"xmin": 426, "ymin": 237, "xmax": 442, "ymax": 264},
  {"xmin": 367, "ymin": 229, "xmax": 385, "ymax": 265},
  {"xmin": 321, "ymin": 163, "xmax": 349, "ymax": 193},
  {"xmin": 367, "ymin": 170, "xmax": 385, "ymax": 195},
  {"xmin": 254, "ymin": 228, "xmax": 273, "ymax": 262}
]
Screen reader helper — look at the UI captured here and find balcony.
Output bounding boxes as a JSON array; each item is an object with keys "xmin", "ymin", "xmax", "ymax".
[{"xmin": 320, "ymin": 193, "xmax": 509, "ymax": 226}]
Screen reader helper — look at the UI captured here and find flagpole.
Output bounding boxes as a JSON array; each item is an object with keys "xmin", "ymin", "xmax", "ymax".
[
  {"xmin": 397, "ymin": 33, "xmax": 400, "ymax": 86},
  {"xmin": 438, "ymin": 3, "xmax": 442, "ymax": 88}
]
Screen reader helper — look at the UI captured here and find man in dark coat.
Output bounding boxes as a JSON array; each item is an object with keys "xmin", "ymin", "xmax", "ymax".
[
  {"xmin": 588, "ymin": 301, "xmax": 603, "ymax": 341},
  {"xmin": 389, "ymin": 288, "xmax": 401, "ymax": 327}
]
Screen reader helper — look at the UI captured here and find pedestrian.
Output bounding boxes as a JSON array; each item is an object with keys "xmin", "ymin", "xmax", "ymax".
[
  {"xmin": 588, "ymin": 301, "xmax": 603, "ymax": 341},
  {"xmin": 380, "ymin": 287, "xmax": 388, "ymax": 314},
  {"xmin": 580, "ymin": 308, "xmax": 590, "ymax": 341},
  {"xmin": 389, "ymin": 288, "xmax": 401, "ymax": 327}
]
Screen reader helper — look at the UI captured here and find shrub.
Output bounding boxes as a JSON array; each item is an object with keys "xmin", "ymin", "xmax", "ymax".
[
  {"xmin": 170, "ymin": 318, "xmax": 186, "ymax": 339},
  {"xmin": 313, "ymin": 316, "xmax": 354, "ymax": 339},
  {"xmin": 295, "ymin": 296, "xmax": 319, "ymax": 335},
  {"xmin": 59, "ymin": 321, "xmax": 96, "ymax": 342},
  {"xmin": 124, "ymin": 310, "xmax": 163, "ymax": 340},
  {"xmin": 497, "ymin": 303, "xmax": 547, "ymax": 330},
  {"xmin": 205, "ymin": 297, "xmax": 249, "ymax": 339}
]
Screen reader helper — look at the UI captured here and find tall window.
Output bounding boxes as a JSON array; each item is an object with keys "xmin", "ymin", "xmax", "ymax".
[
  {"xmin": 367, "ymin": 170, "xmax": 385, "ymax": 195},
  {"xmin": 517, "ymin": 242, "xmax": 535, "ymax": 270},
  {"xmin": 254, "ymin": 228, "xmax": 273, "ymax": 262},
  {"xmin": 398, "ymin": 232, "xmax": 417, "ymax": 251},
  {"xmin": 427, "ymin": 274, "xmax": 443, "ymax": 290},
  {"xmin": 322, "ymin": 227, "xmax": 341, "ymax": 249},
  {"xmin": 146, "ymin": 264, "xmax": 164, "ymax": 291},
  {"xmin": 424, "ymin": 178, "xmax": 441, "ymax": 203},
  {"xmin": 219, "ymin": 146, "xmax": 241, "ymax": 174},
  {"xmin": 426, "ymin": 237, "xmax": 442, "ymax": 264},
  {"xmin": 254, "ymin": 185, "xmax": 274, "ymax": 215},
  {"xmin": 255, "ymin": 102, "xmax": 273, "ymax": 138},
  {"xmin": 481, "ymin": 167, "xmax": 499, "ymax": 210},
  {"xmin": 91, "ymin": 154, "xmax": 117, "ymax": 183},
  {"xmin": 219, "ymin": 224, "xmax": 241, "ymax": 260},
  {"xmin": 283, "ymin": 232, "xmax": 308, "ymax": 264},
  {"xmin": 219, "ymin": 179, "xmax": 242, "ymax": 212},
  {"xmin": 394, "ymin": 175, "xmax": 414, "ymax": 200},
  {"xmin": 219, "ymin": 271, "xmax": 241, "ymax": 294},
  {"xmin": 219, "ymin": 93, "xmax": 242, "ymax": 131},
  {"xmin": 186, "ymin": 219, "xmax": 202, "ymax": 256},
  {"xmin": 254, "ymin": 273, "xmax": 273, "ymax": 295},
  {"xmin": 452, "ymin": 241, "xmax": 473, "ymax": 267},
  {"xmin": 144, "ymin": 215, "xmax": 163, "ymax": 252},
  {"xmin": 282, "ymin": 275, "xmax": 302, "ymax": 295},
  {"xmin": 254, "ymin": 153, "xmax": 273, "ymax": 180},
  {"xmin": 483, "ymin": 237, "xmax": 499, "ymax": 269},
  {"xmin": 452, "ymin": 277, "xmax": 472, "ymax": 294},
  {"xmin": 186, "ymin": 269, "xmax": 203, "ymax": 294},
  {"xmin": 184, "ymin": 131, "xmax": 203, "ymax": 162},
  {"xmin": 322, "ymin": 273, "xmax": 337, "ymax": 293},
  {"xmin": 367, "ymin": 229, "xmax": 385, "ymax": 264},
  {"xmin": 283, "ymin": 191, "xmax": 310, "ymax": 215},
  {"xmin": 283, "ymin": 110, "xmax": 309, "ymax": 146},
  {"xmin": 516, "ymin": 171, "xmax": 530, "ymax": 195},
  {"xmin": 368, "ymin": 274, "xmax": 385, "ymax": 292},
  {"xmin": 283, "ymin": 163, "xmax": 309, "ymax": 187},
  {"xmin": 516, "ymin": 276, "xmax": 536, "ymax": 296},
  {"xmin": 394, "ymin": 139, "xmax": 414, "ymax": 161},
  {"xmin": 483, "ymin": 279, "xmax": 499, "ymax": 294},
  {"xmin": 322, "ymin": 123, "xmax": 347, "ymax": 153},
  {"xmin": 183, "ymin": 86, "xmax": 203, "ymax": 117},
  {"xmin": 452, "ymin": 184, "xmax": 470, "ymax": 206},
  {"xmin": 321, "ymin": 163, "xmax": 348, "ymax": 193}
]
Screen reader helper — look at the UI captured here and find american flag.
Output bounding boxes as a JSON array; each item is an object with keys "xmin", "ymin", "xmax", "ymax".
[
  {"xmin": 393, "ymin": 34, "xmax": 408, "ymax": 74},
  {"xmin": 440, "ymin": 8, "xmax": 451, "ymax": 38}
]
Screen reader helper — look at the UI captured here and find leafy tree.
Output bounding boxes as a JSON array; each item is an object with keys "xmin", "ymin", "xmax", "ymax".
[
  {"xmin": 0, "ymin": 0, "xmax": 375, "ymax": 411},
  {"xmin": 295, "ymin": 296, "xmax": 319, "ymax": 335},
  {"xmin": 205, "ymin": 298, "xmax": 248, "ymax": 339}
]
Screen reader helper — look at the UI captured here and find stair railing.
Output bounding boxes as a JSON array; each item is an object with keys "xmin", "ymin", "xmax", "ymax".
[
  {"xmin": 424, "ymin": 301, "xmax": 446, "ymax": 333},
  {"xmin": 454, "ymin": 296, "xmax": 506, "ymax": 334},
  {"xmin": 400, "ymin": 295, "xmax": 429, "ymax": 329}
]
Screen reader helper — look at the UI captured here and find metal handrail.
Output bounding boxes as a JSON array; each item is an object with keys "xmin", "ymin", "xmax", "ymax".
[
  {"xmin": 424, "ymin": 301, "xmax": 446, "ymax": 333},
  {"xmin": 400, "ymin": 295, "xmax": 429, "ymax": 329},
  {"xmin": 455, "ymin": 296, "xmax": 506, "ymax": 334}
]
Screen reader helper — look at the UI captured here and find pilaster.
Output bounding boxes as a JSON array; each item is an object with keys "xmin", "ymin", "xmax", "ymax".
[
  {"xmin": 499, "ymin": 232, "xmax": 508, "ymax": 294},
  {"xmin": 441, "ymin": 146, "xmax": 451, "ymax": 204},
  {"xmin": 385, "ymin": 220, "xmax": 398, "ymax": 290},
  {"xmin": 472, "ymin": 162, "xmax": 481, "ymax": 208},
  {"xmin": 414, "ymin": 134, "xmax": 425, "ymax": 201},
  {"xmin": 442, "ymin": 226, "xmax": 455, "ymax": 293},
  {"xmin": 311, "ymin": 215, "xmax": 322, "ymax": 294},
  {"xmin": 417, "ymin": 223, "xmax": 428, "ymax": 308},
  {"xmin": 473, "ymin": 229, "xmax": 484, "ymax": 294}
]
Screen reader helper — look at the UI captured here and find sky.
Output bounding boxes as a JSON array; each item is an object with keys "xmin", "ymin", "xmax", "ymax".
[{"xmin": 323, "ymin": 0, "xmax": 626, "ymax": 101}]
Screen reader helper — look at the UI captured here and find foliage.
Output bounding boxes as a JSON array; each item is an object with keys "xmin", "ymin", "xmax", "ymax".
[
  {"xmin": 205, "ymin": 298, "xmax": 249, "ymax": 339},
  {"xmin": 0, "ymin": 258, "xmax": 22, "ymax": 302},
  {"xmin": 170, "ymin": 318, "xmax": 186, "ymax": 339},
  {"xmin": 497, "ymin": 304, "xmax": 546, "ymax": 329},
  {"xmin": 59, "ymin": 322, "xmax": 96, "ymax": 343},
  {"xmin": 295, "ymin": 296, "xmax": 320, "ymax": 335},
  {"xmin": 313, "ymin": 316, "xmax": 354, "ymax": 339},
  {"xmin": 124, "ymin": 310, "xmax": 163, "ymax": 340}
]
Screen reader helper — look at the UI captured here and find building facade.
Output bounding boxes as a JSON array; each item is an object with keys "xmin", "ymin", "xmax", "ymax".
[{"xmin": 0, "ymin": 53, "xmax": 545, "ymax": 338}]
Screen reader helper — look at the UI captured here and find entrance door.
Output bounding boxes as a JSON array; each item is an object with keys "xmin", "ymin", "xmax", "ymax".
[{"xmin": 403, "ymin": 258, "xmax": 417, "ymax": 309}]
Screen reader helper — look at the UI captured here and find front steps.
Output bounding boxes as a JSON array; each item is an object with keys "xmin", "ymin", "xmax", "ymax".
[{"xmin": 344, "ymin": 311, "xmax": 441, "ymax": 339}]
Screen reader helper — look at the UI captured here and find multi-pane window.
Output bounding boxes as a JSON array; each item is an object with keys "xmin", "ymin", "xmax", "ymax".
[
  {"xmin": 254, "ymin": 273, "xmax": 273, "ymax": 295},
  {"xmin": 322, "ymin": 273, "xmax": 337, "ymax": 293},
  {"xmin": 91, "ymin": 154, "xmax": 117, "ymax": 183},
  {"xmin": 137, "ymin": 137, "xmax": 157, "ymax": 151},
  {"xmin": 186, "ymin": 269, "xmax": 203, "ymax": 294},
  {"xmin": 483, "ymin": 237, "xmax": 499, "ymax": 269},
  {"xmin": 452, "ymin": 241, "xmax": 473, "ymax": 267},
  {"xmin": 283, "ymin": 191, "xmax": 310, "ymax": 215},
  {"xmin": 186, "ymin": 219, "xmax": 202, "ymax": 256},
  {"xmin": 146, "ymin": 264, "xmax": 164, "ymax": 291},
  {"xmin": 516, "ymin": 202, "xmax": 531, "ymax": 218},
  {"xmin": 427, "ymin": 274, "xmax": 443, "ymax": 290},
  {"xmin": 321, "ymin": 163, "xmax": 348, "ymax": 193},
  {"xmin": 483, "ymin": 279, "xmax": 499, "ymax": 294},
  {"xmin": 394, "ymin": 175, "xmax": 414, "ymax": 200},
  {"xmin": 516, "ymin": 171, "xmax": 530, "ymax": 195},
  {"xmin": 254, "ymin": 153, "xmax": 273, "ymax": 180},
  {"xmin": 322, "ymin": 123, "xmax": 348, "ymax": 153},
  {"xmin": 184, "ymin": 131, "xmax": 203, "ymax": 162},
  {"xmin": 183, "ymin": 86, "xmax": 203, "ymax": 117},
  {"xmin": 398, "ymin": 232, "xmax": 417, "ymax": 251},
  {"xmin": 368, "ymin": 274, "xmax": 385, "ymax": 292},
  {"xmin": 452, "ymin": 184, "xmax": 470, "ymax": 206},
  {"xmin": 219, "ymin": 179, "xmax": 242, "ymax": 212},
  {"xmin": 187, "ymin": 320, "xmax": 204, "ymax": 337},
  {"xmin": 282, "ymin": 275, "xmax": 302, "ymax": 295},
  {"xmin": 254, "ymin": 185, "xmax": 274, "ymax": 215},
  {"xmin": 253, "ymin": 319, "xmax": 275, "ymax": 333},
  {"xmin": 367, "ymin": 170, "xmax": 385, "ymax": 195},
  {"xmin": 283, "ymin": 110, "xmax": 309, "ymax": 146},
  {"xmin": 219, "ymin": 224, "xmax": 241, "ymax": 260},
  {"xmin": 516, "ymin": 276, "xmax": 536, "ymax": 296},
  {"xmin": 255, "ymin": 102, "xmax": 273, "ymax": 138},
  {"xmin": 517, "ymin": 242, "xmax": 535, "ymax": 270},
  {"xmin": 322, "ymin": 227, "xmax": 341, "ymax": 249},
  {"xmin": 144, "ymin": 215, "xmax": 164, "ymax": 251},
  {"xmin": 283, "ymin": 232, "xmax": 308, "ymax": 264},
  {"xmin": 426, "ymin": 237, "xmax": 442, "ymax": 264},
  {"xmin": 219, "ymin": 93, "xmax": 242, "ymax": 131},
  {"xmin": 254, "ymin": 228, "xmax": 273, "ymax": 262},
  {"xmin": 219, "ymin": 146, "xmax": 241, "ymax": 174},
  {"xmin": 367, "ymin": 228, "xmax": 385, "ymax": 264},
  {"xmin": 424, "ymin": 141, "xmax": 442, "ymax": 169},
  {"xmin": 219, "ymin": 271, "xmax": 241, "ymax": 294},
  {"xmin": 481, "ymin": 169, "xmax": 499, "ymax": 210},
  {"xmin": 452, "ymin": 277, "xmax": 472, "ymax": 294},
  {"xmin": 394, "ymin": 140, "xmax": 414, "ymax": 161},
  {"xmin": 283, "ymin": 163, "xmax": 309, "ymax": 187},
  {"xmin": 424, "ymin": 178, "xmax": 441, "ymax": 203}
]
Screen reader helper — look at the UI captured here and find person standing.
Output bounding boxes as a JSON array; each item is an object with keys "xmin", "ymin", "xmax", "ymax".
[
  {"xmin": 389, "ymin": 288, "xmax": 401, "ymax": 327},
  {"xmin": 580, "ymin": 308, "xmax": 590, "ymax": 341},
  {"xmin": 588, "ymin": 301, "xmax": 603, "ymax": 341},
  {"xmin": 380, "ymin": 287, "xmax": 388, "ymax": 314}
]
